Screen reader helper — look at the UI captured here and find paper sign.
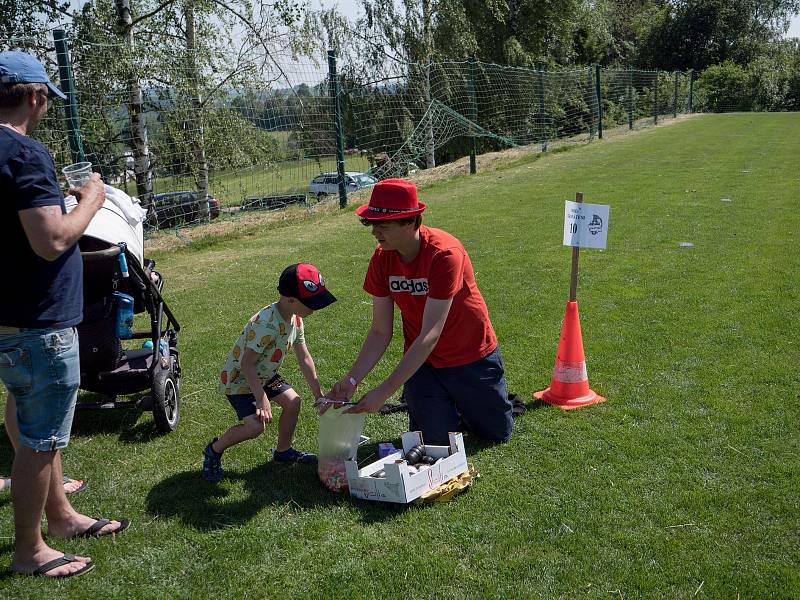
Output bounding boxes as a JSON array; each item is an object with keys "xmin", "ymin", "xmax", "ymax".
[{"xmin": 563, "ymin": 201, "xmax": 610, "ymax": 249}]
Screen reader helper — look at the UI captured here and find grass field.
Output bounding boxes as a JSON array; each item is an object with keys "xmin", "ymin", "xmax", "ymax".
[{"xmin": 1, "ymin": 113, "xmax": 798, "ymax": 598}]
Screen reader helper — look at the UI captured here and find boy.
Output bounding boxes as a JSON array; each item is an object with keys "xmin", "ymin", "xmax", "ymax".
[{"xmin": 202, "ymin": 262, "xmax": 336, "ymax": 482}]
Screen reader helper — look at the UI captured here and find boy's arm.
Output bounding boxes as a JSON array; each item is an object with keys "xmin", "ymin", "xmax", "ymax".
[
  {"xmin": 294, "ymin": 343, "xmax": 323, "ymax": 401},
  {"xmin": 241, "ymin": 348, "xmax": 272, "ymax": 423}
]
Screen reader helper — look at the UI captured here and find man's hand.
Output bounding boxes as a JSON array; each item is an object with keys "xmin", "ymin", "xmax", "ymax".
[
  {"xmin": 70, "ymin": 172, "xmax": 105, "ymax": 211},
  {"xmin": 345, "ymin": 387, "xmax": 390, "ymax": 415},
  {"xmin": 313, "ymin": 396, "xmax": 337, "ymax": 415},
  {"xmin": 328, "ymin": 375, "xmax": 357, "ymax": 402},
  {"xmin": 255, "ymin": 394, "xmax": 273, "ymax": 423}
]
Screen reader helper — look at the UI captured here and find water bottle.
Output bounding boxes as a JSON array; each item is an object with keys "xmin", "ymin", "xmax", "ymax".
[
  {"xmin": 117, "ymin": 243, "xmax": 129, "ymax": 278},
  {"xmin": 113, "ymin": 291, "xmax": 134, "ymax": 339},
  {"xmin": 158, "ymin": 338, "xmax": 169, "ymax": 357}
]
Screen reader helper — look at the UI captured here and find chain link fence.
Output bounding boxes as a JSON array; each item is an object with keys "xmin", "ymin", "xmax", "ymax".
[{"xmin": 2, "ymin": 32, "xmax": 694, "ymax": 234}]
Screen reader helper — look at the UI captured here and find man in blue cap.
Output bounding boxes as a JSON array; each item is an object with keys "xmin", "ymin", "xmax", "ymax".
[{"xmin": 0, "ymin": 50, "xmax": 128, "ymax": 578}]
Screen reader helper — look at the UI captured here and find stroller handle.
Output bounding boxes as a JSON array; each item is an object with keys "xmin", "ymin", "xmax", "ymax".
[{"xmin": 81, "ymin": 246, "xmax": 122, "ymax": 261}]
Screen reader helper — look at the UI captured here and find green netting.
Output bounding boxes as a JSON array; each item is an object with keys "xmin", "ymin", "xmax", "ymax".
[{"xmin": 1, "ymin": 33, "xmax": 693, "ymax": 234}]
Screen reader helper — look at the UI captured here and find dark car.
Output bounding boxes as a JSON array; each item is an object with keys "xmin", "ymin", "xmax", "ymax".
[
  {"xmin": 152, "ymin": 190, "xmax": 221, "ymax": 229},
  {"xmin": 240, "ymin": 193, "xmax": 307, "ymax": 212}
]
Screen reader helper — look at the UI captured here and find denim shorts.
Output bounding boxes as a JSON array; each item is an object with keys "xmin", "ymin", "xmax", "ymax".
[
  {"xmin": 226, "ymin": 373, "xmax": 292, "ymax": 420},
  {"xmin": 403, "ymin": 346, "xmax": 513, "ymax": 446},
  {"xmin": 0, "ymin": 327, "xmax": 80, "ymax": 451}
]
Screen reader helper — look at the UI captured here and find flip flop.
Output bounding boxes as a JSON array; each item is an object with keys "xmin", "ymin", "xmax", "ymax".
[
  {"xmin": 18, "ymin": 553, "xmax": 95, "ymax": 578},
  {"xmin": 63, "ymin": 476, "xmax": 88, "ymax": 497},
  {"xmin": 77, "ymin": 517, "xmax": 131, "ymax": 539}
]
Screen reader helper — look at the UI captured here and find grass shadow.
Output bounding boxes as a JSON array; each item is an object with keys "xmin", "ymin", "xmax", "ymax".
[
  {"xmin": 71, "ymin": 391, "xmax": 166, "ymax": 443},
  {"xmin": 0, "ymin": 427, "xmax": 11, "ymax": 475},
  {"xmin": 70, "ymin": 407, "xmax": 144, "ymax": 438},
  {"xmin": 145, "ymin": 460, "xmax": 404, "ymax": 530}
]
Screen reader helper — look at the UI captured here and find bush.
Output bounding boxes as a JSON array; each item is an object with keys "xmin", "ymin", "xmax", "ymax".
[{"xmin": 696, "ymin": 62, "xmax": 752, "ymax": 112}]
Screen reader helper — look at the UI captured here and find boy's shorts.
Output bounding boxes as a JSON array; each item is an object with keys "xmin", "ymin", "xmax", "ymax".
[
  {"xmin": 0, "ymin": 326, "xmax": 81, "ymax": 452},
  {"xmin": 226, "ymin": 373, "xmax": 293, "ymax": 420}
]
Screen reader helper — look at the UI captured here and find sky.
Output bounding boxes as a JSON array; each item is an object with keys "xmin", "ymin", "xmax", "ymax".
[{"xmin": 789, "ymin": 13, "xmax": 800, "ymax": 37}]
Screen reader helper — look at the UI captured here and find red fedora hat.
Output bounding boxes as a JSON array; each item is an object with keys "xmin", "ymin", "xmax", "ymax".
[{"xmin": 355, "ymin": 178, "xmax": 426, "ymax": 221}]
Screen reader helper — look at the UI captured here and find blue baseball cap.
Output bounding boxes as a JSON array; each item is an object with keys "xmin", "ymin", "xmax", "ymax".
[{"xmin": 0, "ymin": 51, "xmax": 66, "ymax": 100}]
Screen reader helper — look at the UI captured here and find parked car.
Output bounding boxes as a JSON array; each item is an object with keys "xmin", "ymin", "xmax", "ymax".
[
  {"xmin": 308, "ymin": 171, "xmax": 377, "ymax": 201},
  {"xmin": 240, "ymin": 193, "xmax": 307, "ymax": 212},
  {"xmin": 151, "ymin": 191, "xmax": 220, "ymax": 229}
]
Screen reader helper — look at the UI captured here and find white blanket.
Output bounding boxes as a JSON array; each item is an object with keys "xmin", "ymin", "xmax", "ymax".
[{"xmin": 65, "ymin": 185, "xmax": 145, "ymax": 266}]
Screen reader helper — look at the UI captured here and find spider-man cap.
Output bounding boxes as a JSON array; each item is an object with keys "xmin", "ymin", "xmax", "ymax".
[{"xmin": 277, "ymin": 263, "xmax": 336, "ymax": 310}]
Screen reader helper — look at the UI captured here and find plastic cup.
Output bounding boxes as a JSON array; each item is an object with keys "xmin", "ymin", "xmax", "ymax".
[{"xmin": 62, "ymin": 161, "xmax": 93, "ymax": 188}]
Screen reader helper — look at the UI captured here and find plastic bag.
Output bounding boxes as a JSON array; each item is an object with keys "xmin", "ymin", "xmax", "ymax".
[{"xmin": 317, "ymin": 407, "xmax": 365, "ymax": 492}]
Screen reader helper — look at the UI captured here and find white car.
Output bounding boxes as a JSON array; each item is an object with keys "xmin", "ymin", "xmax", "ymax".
[{"xmin": 309, "ymin": 171, "xmax": 377, "ymax": 200}]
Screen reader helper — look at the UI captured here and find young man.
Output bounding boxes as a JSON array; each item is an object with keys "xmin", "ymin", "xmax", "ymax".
[
  {"xmin": 329, "ymin": 178, "xmax": 513, "ymax": 445},
  {"xmin": 0, "ymin": 51, "xmax": 128, "ymax": 579}
]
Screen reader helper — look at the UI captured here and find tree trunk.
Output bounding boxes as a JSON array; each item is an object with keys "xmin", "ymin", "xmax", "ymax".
[
  {"xmin": 114, "ymin": 0, "xmax": 153, "ymax": 209},
  {"xmin": 184, "ymin": 0, "xmax": 210, "ymax": 222}
]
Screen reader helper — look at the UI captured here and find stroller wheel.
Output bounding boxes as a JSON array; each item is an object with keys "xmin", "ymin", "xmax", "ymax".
[{"xmin": 152, "ymin": 367, "xmax": 180, "ymax": 432}]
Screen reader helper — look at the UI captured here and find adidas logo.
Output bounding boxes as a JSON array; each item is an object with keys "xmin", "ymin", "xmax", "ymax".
[{"xmin": 389, "ymin": 276, "xmax": 429, "ymax": 295}]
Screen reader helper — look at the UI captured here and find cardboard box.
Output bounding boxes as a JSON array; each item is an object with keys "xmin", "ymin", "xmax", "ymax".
[{"xmin": 345, "ymin": 431, "xmax": 468, "ymax": 504}]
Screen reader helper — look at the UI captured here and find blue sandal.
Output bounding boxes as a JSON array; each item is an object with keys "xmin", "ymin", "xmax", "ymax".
[{"xmin": 202, "ymin": 439, "xmax": 224, "ymax": 482}]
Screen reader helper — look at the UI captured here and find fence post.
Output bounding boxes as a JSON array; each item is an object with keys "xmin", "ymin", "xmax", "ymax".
[
  {"xmin": 627, "ymin": 69, "xmax": 633, "ymax": 130},
  {"xmin": 53, "ymin": 30, "xmax": 85, "ymax": 164},
  {"xmin": 327, "ymin": 50, "xmax": 347, "ymax": 208},
  {"xmin": 595, "ymin": 64, "xmax": 603, "ymax": 139},
  {"xmin": 538, "ymin": 67, "xmax": 548, "ymax": 152},
  {"xmin": 673, "ymin": 71, "xmax": 678, "ymax": 117},
  {"xmin": 653, "ymin": 70, "xmax": 659, "ymax": 125},
  {"xmin": 688, "ymin": 70, "xmax": 694, "ymax": 113},
  {"xmin": 587, "ymin": 66, "xmax": 595, "ymax": 138},
  {"xmin": 468, "ymin": 55, "xmax": 477, "ymax": 174}
]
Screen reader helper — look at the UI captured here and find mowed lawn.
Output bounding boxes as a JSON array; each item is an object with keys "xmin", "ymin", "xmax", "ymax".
[{"xmin": 1, "ymin": 113, "xmax": 798, "ymax": 598}]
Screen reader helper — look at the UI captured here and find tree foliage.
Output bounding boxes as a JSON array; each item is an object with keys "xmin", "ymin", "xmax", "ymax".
[{"xmin": 635, "ymin": 0, "xmax": 800, "ymax": 70}]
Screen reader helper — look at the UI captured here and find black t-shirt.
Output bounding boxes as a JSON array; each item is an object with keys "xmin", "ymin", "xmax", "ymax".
[{"xmin": 0, "ymin": 127, "xmax": 82, "ymax": 328}]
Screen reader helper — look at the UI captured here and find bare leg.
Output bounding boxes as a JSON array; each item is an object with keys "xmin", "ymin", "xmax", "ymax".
[
  {"xmin": 211, "ymin": 415, "xmax": 265, "ymax": 453},
  {"xmin": 45, "ymin": 454, "xmax": 126, "ymax": 539},
  {"xmin": 272, "ymin": 390, "xmax": 301, "ymax": 452},
  {"xmin": 5, "ymin": 393, "xmax": 85, "ymax": 495},
  {"xmin": 10, "ymin": 447, "xmax": 91, "ymax": 577}
]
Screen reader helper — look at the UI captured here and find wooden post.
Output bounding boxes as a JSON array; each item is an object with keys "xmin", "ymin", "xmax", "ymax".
[{"xmin": 569, "ymin": 192, "xmax": 583, "ymax": 301}]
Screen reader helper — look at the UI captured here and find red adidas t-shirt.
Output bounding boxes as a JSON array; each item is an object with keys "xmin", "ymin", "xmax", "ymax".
[{"xmin": 363, "ymin": 226, "xmax": 497, "ymax": 368}]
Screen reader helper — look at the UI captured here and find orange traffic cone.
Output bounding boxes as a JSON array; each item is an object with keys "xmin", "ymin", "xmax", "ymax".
[{"xmin": 534, "ymin": 300, "xmax": 605, "ymax": 409}]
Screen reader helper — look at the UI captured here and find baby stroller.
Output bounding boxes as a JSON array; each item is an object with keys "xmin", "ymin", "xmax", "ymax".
[{"xmin": 69, "ymin": 187, "xmax": 182, "ymax": 433}]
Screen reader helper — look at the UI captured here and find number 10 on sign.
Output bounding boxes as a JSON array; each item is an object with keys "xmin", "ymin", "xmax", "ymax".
[
  {"xmin": 563, "ymin": 193, "xmax": 610, "ymax": 301},
  {"xmin": 563, "ymin": 199, "xmax": 610, "ymax": 249}
]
